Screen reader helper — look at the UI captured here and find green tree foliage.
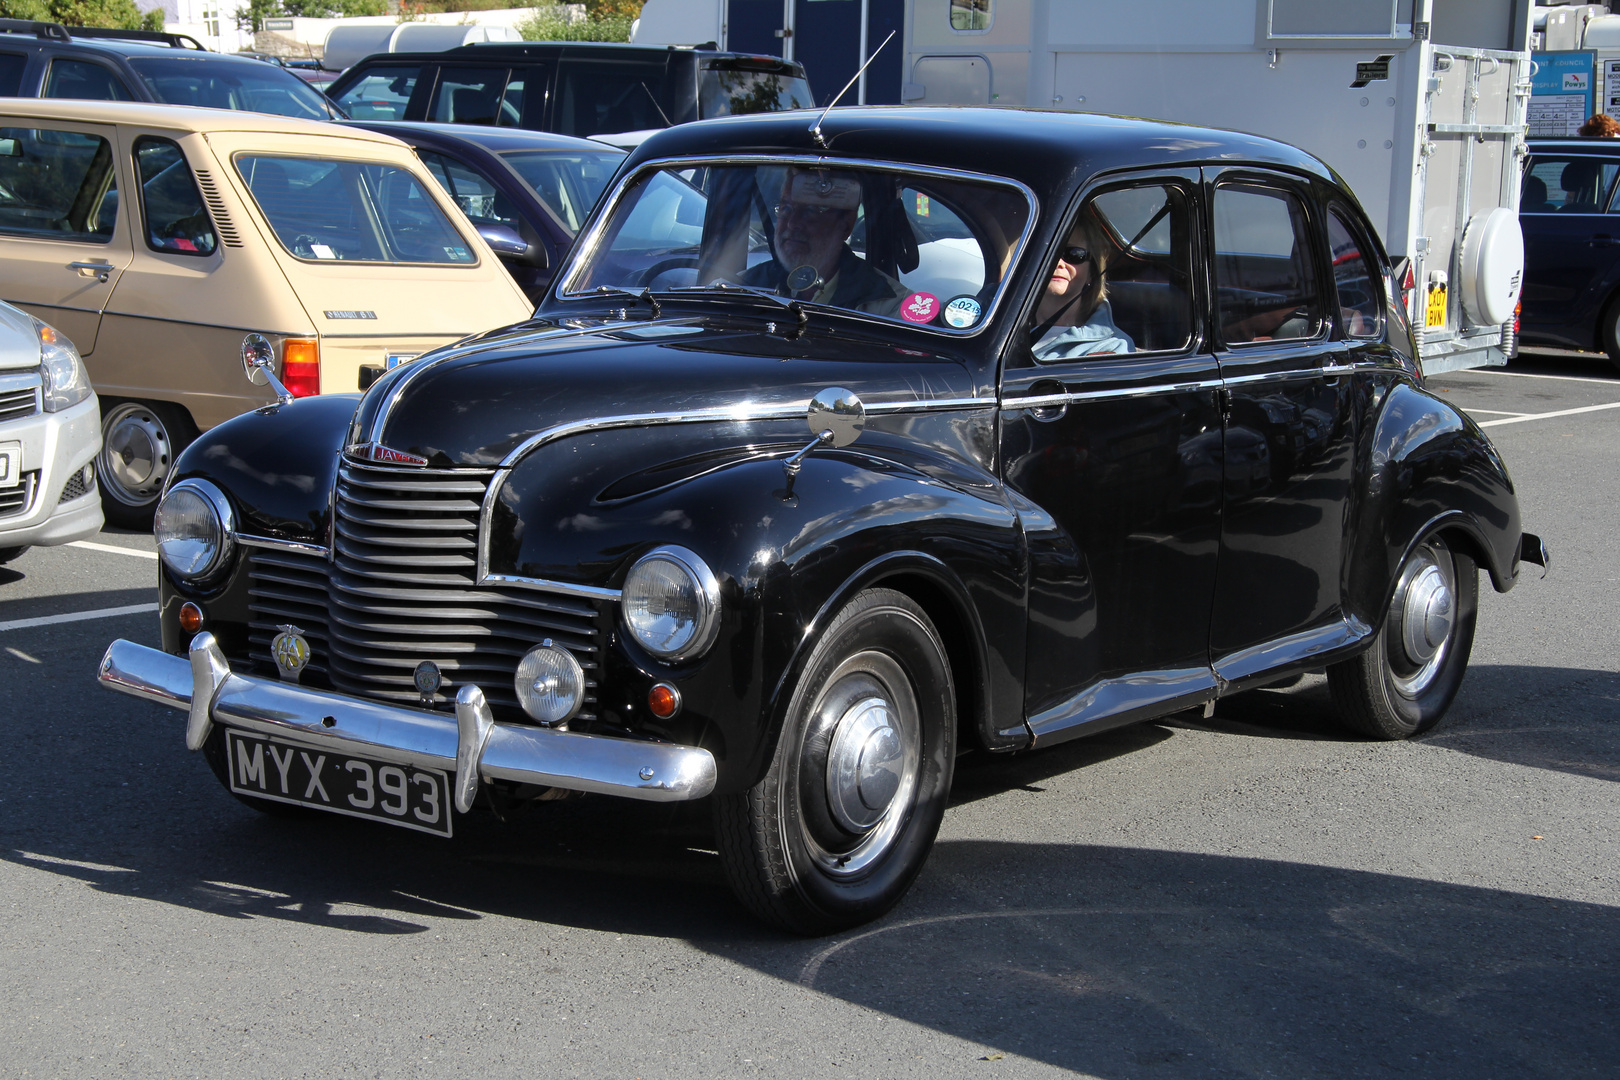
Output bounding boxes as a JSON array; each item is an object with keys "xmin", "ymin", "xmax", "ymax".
[
  {"xmin": 515, "ymin": 3, "xmax": 638, "ymax": 42},
  {"xmin": 0, "ymin": 0, "xmax": 153, "ymax": 29}
]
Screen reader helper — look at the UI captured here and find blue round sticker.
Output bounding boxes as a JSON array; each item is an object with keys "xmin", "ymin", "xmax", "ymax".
[{"xmin": 943, "ymin": 295, "xmax": 981, "ymax": 328}]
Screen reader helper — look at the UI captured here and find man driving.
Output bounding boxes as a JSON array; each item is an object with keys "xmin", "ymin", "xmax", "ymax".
[{"xmin": 741, "ymin": 167, "xmax": 905, "ymax": 317}]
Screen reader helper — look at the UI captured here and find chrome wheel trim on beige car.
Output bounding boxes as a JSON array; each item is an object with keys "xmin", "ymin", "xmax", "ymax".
[{"xmin": 98, "ymin": 402, "xmax": 179, "ymax": 510}]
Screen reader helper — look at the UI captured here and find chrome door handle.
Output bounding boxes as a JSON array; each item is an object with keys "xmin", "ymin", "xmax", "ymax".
[
  {"xmin": 68, "ymin": 261, "xmax": 112, "ymax": 282},
  {"xmin": 1590, "ymin": 235, "xmax": 1620, "ymax": 247}
]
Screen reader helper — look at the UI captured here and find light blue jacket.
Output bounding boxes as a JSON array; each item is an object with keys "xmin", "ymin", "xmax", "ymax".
[{"xmin": 1032, "ymin": 300, "xmax": 1136, "ymax": 360}]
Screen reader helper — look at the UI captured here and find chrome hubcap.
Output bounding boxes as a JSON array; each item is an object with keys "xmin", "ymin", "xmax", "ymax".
[
  {"xmin": 797, "ymin": 652, "xmax": 920, "ymax": 878},
  {"xmin": 825, "ymin": 696, "xmax": 905, "ymax": 831},
  {"xmin": 99, "ymin": 404, "xmax": 172, "ymax": 506},
  {"xmin": 1389, "ymin": 538, "xmax": 1456, "ymax": 698}
]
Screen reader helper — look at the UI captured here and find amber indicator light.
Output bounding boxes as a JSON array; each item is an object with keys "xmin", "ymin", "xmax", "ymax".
[
  {"xmin": 178, "ymin": 602, "xmax": 205, "ymax": 634},
  {"xmin": 281, "ymin": 338, "xmax": 321, "ymax": 398},
  {"xmin": 647, "ymin": 682, "xmax": 680, "ymax": 719}
]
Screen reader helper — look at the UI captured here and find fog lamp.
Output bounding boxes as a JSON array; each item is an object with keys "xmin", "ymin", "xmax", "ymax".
[{"xmin": 514, "ymin": 640, "xmax": 585, "ymax": 725}]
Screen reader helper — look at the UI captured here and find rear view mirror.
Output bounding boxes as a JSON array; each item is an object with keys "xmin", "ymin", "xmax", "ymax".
[
  {"xmin": 0, "ymin": 138, "xmax": 18, "ymax": 157},
  {"xmin": 478, "ymin": 223, "xmax": 547, "ymax": 269}
]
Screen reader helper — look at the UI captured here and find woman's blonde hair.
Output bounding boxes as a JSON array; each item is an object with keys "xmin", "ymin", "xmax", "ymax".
[{"xmin": 1063, "ymin": 212, "xmax": 1111, "ymax": 325}]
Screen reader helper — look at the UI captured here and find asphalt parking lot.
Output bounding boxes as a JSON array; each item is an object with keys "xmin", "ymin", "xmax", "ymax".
[{"xmin": 1, "ymin": 351, "xmax": 1616, "ymax": 1080}]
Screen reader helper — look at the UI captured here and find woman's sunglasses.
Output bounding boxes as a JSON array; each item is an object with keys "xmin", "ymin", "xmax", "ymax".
[{"xmin": 1059, "ymin": 245, "xmax": 1091, "ymax": 265}]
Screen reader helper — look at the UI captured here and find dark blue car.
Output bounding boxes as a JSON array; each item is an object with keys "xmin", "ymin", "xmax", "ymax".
[
  {"xmin": 343, "ymin": 120, "xmax": 624, "ymax": 304},
  {"xmin": 1519, "ymin": 138, "xmax": 1620, "ymax": 367}
]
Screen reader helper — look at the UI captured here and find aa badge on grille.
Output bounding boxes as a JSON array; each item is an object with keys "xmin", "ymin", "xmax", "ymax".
[
  {"xmin": 271, "ymin": 625, "xmax": 311, "ymax": 683},
  {"xmin": 414, "ymin": 660, "xmax": 447, "ymax": 705}
]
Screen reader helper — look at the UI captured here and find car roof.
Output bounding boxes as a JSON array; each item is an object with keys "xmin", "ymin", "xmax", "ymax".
[
  {"xmin": 0, "ymin": 96, "xmax": 405, "ymax": 143},
  {"xmin": 345, "ymin": 119, "xmax": 625, "ymax": 156},
  {"xmin": 1528, "ymin": 138, "xmax": 1620, "ymax": 151},
  {"xmin": 625, "ymin": 106, "xmax": 1334, "ymax": 193},
  {"xmin": 351, "ymin": 41, "xmax": 803, "ymax": 69}
]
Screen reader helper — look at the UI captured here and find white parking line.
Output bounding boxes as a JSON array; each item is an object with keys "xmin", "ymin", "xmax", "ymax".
[
  {"xmin": 1477, "ymin": 401, "xmax": 1620, "ymax": 427},
  {"xmin": 1463, "ymin": 408, "xmax": 1528, "ymax": 416},
  {"xmin": 0, "ymin": 602, "xmax": 157, "ymax": 632},
  {"xmin": 1477, "ymin": 368, "xmax": 1620, "ymax": 386},
  {"xmin": 67, "ymin": 540, "xmax": 158, "ymax": 560}
]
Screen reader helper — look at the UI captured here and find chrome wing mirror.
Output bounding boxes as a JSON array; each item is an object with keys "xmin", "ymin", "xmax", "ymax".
[
  {"xmin": 242, "ymin": 333, "xmax": 294, "ymax": 406},
  {"xmin": 782, "ymin": 387, "xmax": 864, "ymax": 495}
]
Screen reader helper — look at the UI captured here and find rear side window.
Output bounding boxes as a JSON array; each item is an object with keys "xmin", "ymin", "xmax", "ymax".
[
  {"xmin": 555, "ymin": 57, "xmax": 672, "ymax": 136},
  {"xmin": 0, "ymin": 127, "xmax": 118, "ymax": 242},
  {"xmin": 428, "ymin": 67, "xmax": 528, "ymax": 128},
  {"xmin": 0, "ymin": 53, "xmax": 25, "ymax": 97},
  {"xmin": 44, "ymin": 60, "xmax": 134, "ymax": 101},
  {"xmin": 135, "ymin": 136, "xmax": 217, "ymax": 257},
  {"xmin": 1326, "ymin": 208, "xmax": 1381, "ymax": 339},
  {"xmin": 1213, "ymin": 182, "xmax": 1323, "ymax": 344},
  {"xmin": 332, "ymin": 65, "xmax": 419, "ymax": 121},
  {"xmin": 418, "ymin": 149, "xmax": 519, "ymax": 228},
  {"xmin": 1522, "ymin": 156, "xmax": 1620, "ymax": 213},
  {"xmin": 237, "ymin": 154, "xmax": 475, "ymax": 265}
]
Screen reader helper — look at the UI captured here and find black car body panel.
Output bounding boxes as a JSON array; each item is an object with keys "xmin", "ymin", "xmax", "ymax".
[
  {"xmin": 128, "ymin": 107, "xmax": 1540, "ymax": 929},
  {"xmin": 1519, "ymin": 138, "xmax": 1620, "ymax": 356}
]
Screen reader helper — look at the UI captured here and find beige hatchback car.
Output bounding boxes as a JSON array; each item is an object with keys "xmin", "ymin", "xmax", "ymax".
[{"xmin": 0, "ymin": 99, "xmax": 534, "ymax": 525}]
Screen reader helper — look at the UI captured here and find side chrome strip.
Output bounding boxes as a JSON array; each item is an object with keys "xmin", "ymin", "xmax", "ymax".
[
  {"xmin": 1003, "ymin": 379, "xmax": 1223, "ymax": 410},
  {"xmin": 237, "ymin": 534, "xmax": 330, "ymax": 558}
]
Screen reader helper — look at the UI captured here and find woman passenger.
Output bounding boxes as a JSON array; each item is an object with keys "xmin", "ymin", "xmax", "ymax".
[{"xmin": 1031, "ymin": 217, "xmax": 1134, "ymax": 359}]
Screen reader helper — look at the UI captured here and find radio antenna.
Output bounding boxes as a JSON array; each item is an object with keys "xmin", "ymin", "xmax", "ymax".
[{"xmin": 808, "ymin": 30, "xmax": 897, "ymax": 149}]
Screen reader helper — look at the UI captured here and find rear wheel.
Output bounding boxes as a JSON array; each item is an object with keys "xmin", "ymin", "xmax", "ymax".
[
  {"xmin": 716, "ymin": 589, "xmax": 955, "ymax": 935},
  {"xmin": 1600, "ymin": 294, "xmax": 1620, "ymax": 372},
  {"xmin": 97, "ymin": 400, "xmax": 196, "ymax": 530},
  {"xmin": 1329, "ymin": 533, "xmax": 1478, "ymax": 739}
]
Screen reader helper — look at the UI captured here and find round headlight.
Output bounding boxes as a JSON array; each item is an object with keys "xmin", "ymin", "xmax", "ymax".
[
  {"xmin": 154, "ymin": 479, "xmax": 235, "ymax": 582},
  {"xmin": 621, "ymin": 545, "xmax": 721, "ymax": 663},
  {"xmin": 514, "ymin": 641, "xmax": 585, "ymax": 725}
]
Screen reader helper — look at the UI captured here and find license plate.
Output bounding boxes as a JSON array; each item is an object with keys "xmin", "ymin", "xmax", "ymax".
[
  {"xmin": 385, "ymin": 352, "xmax": 417, "ymax": 370},
  {"xmin": 0, "ymin": 441, "xmax": 18, "ymax": 490},
  {"xmin": 1425, "ymin": 284, "xmax": 1447, "ymax": 328},
  {"xmin": 225, "ymin": 729, "xmax": 452, "ymax": 837}
]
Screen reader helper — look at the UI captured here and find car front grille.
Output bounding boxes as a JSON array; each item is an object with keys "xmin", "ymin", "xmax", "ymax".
[
  {"xmin": 0, "ymin": 473, "xmax": 37, "ymax": 519},
  {"xmin": 0, "ymin": 386, "xmax": 37, "ymax": 423},
  {"xmin": 246, "ymin": 460, "xmax": 602, "ymax": 725}
]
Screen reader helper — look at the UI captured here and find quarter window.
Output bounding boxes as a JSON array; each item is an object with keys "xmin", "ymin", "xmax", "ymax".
[
  {"xmin": 1213, "ymin": 183, "xmax": 1323, "ymax": 345},
  {"xmin": 44, "ymin": 60, "xmax": 134, "ymax": 101},
  {"xmin": 135, "ymin": 137, "xmax": 217, "ymax": 257},
  {"xmin": 1522, "ymin": 156, "xmax": 1620, "ymax": 213},
  {"xmin": 331, "ymin": 65, "xmax": 419, "ymax": 121},
  {"xmin": 555, "ymin": 57, "xmax": 673, "ymax": 136},
  {"xmin": 0, "ymin": 128, "xmax": 118, "ymax": 242},
  {"xmin": 0, "ymin": 53, "xmax": 25, "ymax": 97},
  {"xmin": 1326, "ymin": 208, "xmax": 1381, "ymax": 339},
  {"xmin": 237, "ymin": 154, "xmax": 474, "ymax": 265}
]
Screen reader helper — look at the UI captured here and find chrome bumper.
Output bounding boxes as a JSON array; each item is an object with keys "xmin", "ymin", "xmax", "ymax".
[{"xmin": 98, "ymin": 633, "xmax": 717, "ymax": 813}]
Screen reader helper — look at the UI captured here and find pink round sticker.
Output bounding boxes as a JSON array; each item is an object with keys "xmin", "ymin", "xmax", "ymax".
[{"xmin": 900, "ymin": 292, "xmax": 940, "ymax": 323}]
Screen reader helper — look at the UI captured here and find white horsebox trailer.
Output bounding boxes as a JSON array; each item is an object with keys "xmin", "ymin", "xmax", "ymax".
[{"xmin": 903, "ymin": 0, "xmax": 1533, "ymax": 373}]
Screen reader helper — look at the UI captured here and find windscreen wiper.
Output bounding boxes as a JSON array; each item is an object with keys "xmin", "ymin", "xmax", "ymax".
[
  {"xmin": 591, "ymin": 285, "xmax": 660, "ymax": 318},
  {"xmin": 664, "ymin": 282, "xmax": 808, "ymax": 335}
]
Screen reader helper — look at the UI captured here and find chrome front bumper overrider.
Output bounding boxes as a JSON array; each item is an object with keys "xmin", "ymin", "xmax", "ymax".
[{"xmin": 98, "ymin": 634, "xmax": 718, "ymax": 813}]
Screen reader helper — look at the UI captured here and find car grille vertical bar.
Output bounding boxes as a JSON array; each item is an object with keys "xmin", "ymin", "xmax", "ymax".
[{"xmin": 310, "ymin": 460, "xmax": 602, "ymax": 721}]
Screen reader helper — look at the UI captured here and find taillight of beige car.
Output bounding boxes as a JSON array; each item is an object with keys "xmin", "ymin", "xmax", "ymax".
[{"xmin": 0, "ymin": 100, "xmax": 534, "ymax": 527}]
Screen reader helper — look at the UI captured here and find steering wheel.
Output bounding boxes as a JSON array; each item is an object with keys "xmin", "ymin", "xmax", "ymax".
[{"xmin": 638, "ymin": 255, "xmax": 700, "ymax": 289}]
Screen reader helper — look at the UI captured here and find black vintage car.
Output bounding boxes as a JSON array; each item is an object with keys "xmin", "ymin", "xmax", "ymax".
[{"xmin": 100, "ymin": 107, "xmax": 1546, "ymax": 935}]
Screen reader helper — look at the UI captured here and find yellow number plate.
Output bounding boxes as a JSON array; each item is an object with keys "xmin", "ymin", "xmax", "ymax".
[{"xmin": 1425, "ymin": 285, "xmax": 1447, "ymax": 328}]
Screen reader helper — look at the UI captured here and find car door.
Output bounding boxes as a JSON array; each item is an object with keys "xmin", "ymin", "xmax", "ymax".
[
  {"xmin": 1000, "ymin": 171, "xmax": 1224, "ymax": 743},
  {"xmin": 0, "ymin": 117, "xmax": 132, "ymax": 355},
  {"xmin": 1204, "ymin": 169, "xmax": 1359, "ymax": 684},
  {"xmin": 1519, "ymin": 151, "xmax": 1620, "ymax": 345}
]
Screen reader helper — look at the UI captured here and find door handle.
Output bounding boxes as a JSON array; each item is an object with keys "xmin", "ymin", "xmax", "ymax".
[
  {"xmin": 68, "ymin": 261, "xmax": 112, "ymax": 282},
  {"xmin": 1011, "ymin": 386, "xmax": 1069, "ymax": 422},
  {"xmin": 1590, "ymin": 235, "xmax": 1620, "ymax": 247}
]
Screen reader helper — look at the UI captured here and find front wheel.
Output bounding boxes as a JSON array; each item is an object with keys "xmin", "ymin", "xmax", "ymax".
[
  {"xmin": 97, "ymin": 400, "xmax": 196, "ymax": 531},
  {"xmin": 1329, "ymin": 533, "xmax": 1478, "ymax": 739},
  {"xmin": 0, "ymin": 546, "xmax": 28, "ymax": 565},
  {"xmin": 1601, "ymin": 294, "xmax": 1620, "ymax": 372},
  {"xmin": 716, "ymin": 589, "xmax": 955, "ymax": 935}
]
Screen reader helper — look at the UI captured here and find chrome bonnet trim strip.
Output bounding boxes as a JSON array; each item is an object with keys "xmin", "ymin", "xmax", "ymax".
[
  {"xmin": 237, "ymin": 534, "xmax": 331, "ymax": 558},
  {"xmin": 481, "ymin": 572, "xmax": 622, "ymax": 602}
]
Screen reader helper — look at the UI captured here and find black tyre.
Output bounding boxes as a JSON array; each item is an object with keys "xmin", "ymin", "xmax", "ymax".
[
  {"xmin": 1602, "ymin": 293, "xmax": 1620, "ymax": 371},
  {"xmin": 0, "ymin": 546, "xmax": 28, "ymax": 565},
  {"xmin": 716, "ymin": 588, "xmax": 955, "ymax": 935},
  {"xmin": 97, "ymin": 400, "xmax": 197, "ymax": 531},
  {"xmin": 1329, "ymin": 533, "xmax": 1478, "ymax": 739}
]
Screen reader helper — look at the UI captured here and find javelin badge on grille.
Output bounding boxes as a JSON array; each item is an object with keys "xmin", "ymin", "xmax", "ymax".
[
  {"xmin": 346, "ymin": 440, "xmax": 428, "ymax": 467},
  {"xmin": 271, "ymin": 625, "xmax": 311, "ymax": 683}
]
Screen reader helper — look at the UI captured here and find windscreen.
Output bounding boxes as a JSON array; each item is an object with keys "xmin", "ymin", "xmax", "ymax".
[
  {"xmin": 500, "ymin": 149, "xmax": 622, "ymax": 234},
  {"xmin": 563, "ymin": 161, "xmax": 1031, "ymax": 331},
  {"xmin": 129, "ymin": 56, "xmax": 332, "ymax": 119},
  {"xmin": 698, "ymin": 66, "xmax": 814, "ymax": 117},
  {"xmin": 237, "ymin": 154, "xmax": 475, "ymax": 265}
]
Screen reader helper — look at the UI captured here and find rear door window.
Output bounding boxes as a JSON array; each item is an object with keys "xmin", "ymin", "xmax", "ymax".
[
  {"xmin": 135, "ymin": 136, "xmax": 217, "ymax": 257},
  {"xmin": 554, "ymin": 56, "xmax": 673, "ymax": 136},
  {"xmin": 0, "ymin": 127, "xmax": 118, "ymax": 242},
  {"xmin": 331, "ymin": 65, "xmax": 422, "ymax": 121},
  {"xmin": 0, "ymin": 53, "xmax": 26, "ymax": 97},
  {"xmin": 427, "ymin": 66, "xmax": 530, "ymax": 128},
  {"xmin": 1522, "ymin": 156, "xmax": 1620, "ymax": 213},
  {"xmin": 1213, "ymin": 182, "xmax": 1324, "ymax": 344},
  {"xmin": 237, "ymin": 154, "xmax": 475, "ymax": 265},
  {"xmin": 418, "ymin": 149, "xmax": 519, "ymax": 228},
  {"xmin": 44, "ymin": 59, "xmax": 135, "ymax": 101}
]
